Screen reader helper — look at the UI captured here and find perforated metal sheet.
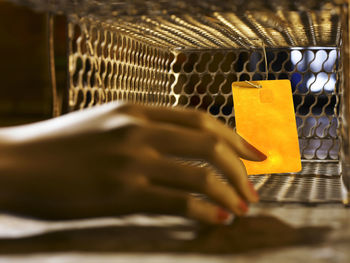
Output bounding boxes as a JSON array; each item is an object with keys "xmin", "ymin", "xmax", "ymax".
[
  {"xmin": 67, "ymin": 15, "xmax": 341, "ymax": 162},
  {"xmin": 249, "ymin": 161, "xmax": 343, "ymax": 203},
  {"xmin": 180, "ymin": 160, "xmax": 343, "ymax": 203},
  {"xmin": 171, "ymin": 48, "xmax": 341, "ymax": 161},
  {"xmin": 67, "ymin": 17, "xmax": 174, "ymax": 109},
  {"xmin": 9, "ymin": 0, "xmax": 342, "ymax": 49},
  {"xmin": 10, "ymin": 0, "xmax": 347, "ymax": 203},
  {"xmin": 250, "ymin": 173, "xmax": 343, "ymax": 203},
  {"xmin": 7, "ymin": 1, "xmax": 342, "ymax": 41}
]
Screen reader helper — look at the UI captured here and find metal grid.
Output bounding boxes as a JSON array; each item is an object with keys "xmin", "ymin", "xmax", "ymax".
[
  {"xmin": 179, "ymin": 160, "xmax": 343, "ymax": 203},
  {"xmin": 250, "ymin": 173, "xmax": 343, "ymax": 203},
  {"xmin": 65, "ymin": 8, "xmax": 345, "ymax": 203},
  {"xmin": 68, "ymin": 15, "xmax": 341, "ymax": 162},
  {"xmin": 9, "ymin": 0, "xmax": 342, "ymax": 50},
  {"xmin": 171, "ymin": 48, "xmax": 341, "ymax": 161},
  {"xmin": 87, "ymin": 10, "xmax": 340, "ymax": 49},
  {"xmin": 67, "ymin": 16, "xmax": 175, "ymax": 109},
  {"xmin": 9, "ymin": 0, "xmax": 346, "ymax": 203},
  {"xmin": 250, "ymin": 162, "xmax": 342, "ymax": 203}
]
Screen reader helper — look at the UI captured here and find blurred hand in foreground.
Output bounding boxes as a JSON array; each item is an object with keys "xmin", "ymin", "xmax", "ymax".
[{"xmin": 0, "ymin": 102, "xmax": 266, "ymax": 224}]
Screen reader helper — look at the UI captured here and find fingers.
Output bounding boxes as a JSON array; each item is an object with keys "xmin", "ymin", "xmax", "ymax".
[
  {"xmin": 117, "ymin": 103, "xmax": 266, "ymax": 162},
  {"xmin": 213, "ymin": 141, "xmax": 259, "ymax": 203},
  {"xmin": 143, "ymin": 157, "xmax": 252, "ymax": 216},
  {"xmin": 130, "ymin": 123, "xmax": 259, "ymax": 203},
  {"xmin": 126, "ymin": 185, "xmax": 234, "ymax": 225},
  {"xmin": 187, "ymin": 195, "xmax": 234, "ymax": 225},
  {"xmin": 6, "ymin": 178, "xmax": 232, "ymax": 225}
]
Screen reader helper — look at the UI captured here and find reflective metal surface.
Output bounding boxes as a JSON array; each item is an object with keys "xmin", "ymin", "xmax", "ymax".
[
  {"xmin": 67, "ymin": 16, "xmax": 341, "ymax": 160},
  {"xmin": 7, "ymin": 1, "xmax": 343, "ymax": 49},
  {"xmin": 64, "ymin": 2, "xmax": 345, "ymax": 203},
  {"xmin": 8, "ymin": 0, "xmax": 349, "ymax": 203},
  {"xmin": 250, "ymin": 173, "xmax": 343, "ymax": 203}
]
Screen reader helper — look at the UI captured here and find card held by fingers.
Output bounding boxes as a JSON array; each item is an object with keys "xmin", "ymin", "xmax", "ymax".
[{"xmin": 232, "ymin": 80, "xmax": 301, "ymax": 175}]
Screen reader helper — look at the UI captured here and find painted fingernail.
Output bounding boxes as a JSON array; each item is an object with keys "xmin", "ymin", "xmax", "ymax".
[
  {"xmin": 238, "ymin": 200, "xmax": 249, "ymax": 214},
  {"xmin": 248, "ymin": 181, "xmax": 260, "ymax": 201},
  {"xmin": 217, "ymin": 208, "xmax": 234, "ymax": 224},
  {"xmin": 241, "ymin": 138, "xmax": 267, "ymax": 161}
]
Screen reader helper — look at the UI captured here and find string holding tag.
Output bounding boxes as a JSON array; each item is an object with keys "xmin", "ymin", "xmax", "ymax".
[
  {"xmin": 244, "ymin": 80, "xmax": 262, "ymax": 89},
  {"xmin": 232, "ymin": 40, "xmax": 301, "ymax": 175},
  {"xmin": 261, "ymin": 40, "xmax": 268, "ymax": 80},
  {"xmin": 236, "ymin": 40, "xmax": 267, "ymax": 89}
]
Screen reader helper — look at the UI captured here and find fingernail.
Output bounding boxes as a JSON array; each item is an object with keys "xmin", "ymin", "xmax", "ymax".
[
  {"xmin": 248, "ymin": 181, "xmax": 260, "ymax": 201},
  {"xmin": 238, "ymin": 200, "xmax": 249, "ymax": 214},
  {"xmin": 217, "ymin": 207, "xmax": 234, "ymax": 225},
  {"xmin": 241, "ymin": 138, "xmax": 267, "ymax": 161}
]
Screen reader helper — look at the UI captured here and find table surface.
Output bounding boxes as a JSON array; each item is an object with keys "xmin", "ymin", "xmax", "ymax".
[{"xmin": 0, "ymin": 203, "xmax": 349, "ymax": 263}]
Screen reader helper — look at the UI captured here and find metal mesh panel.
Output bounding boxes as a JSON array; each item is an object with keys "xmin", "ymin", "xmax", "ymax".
[
  {"xmin": 250, "ymin": 161, "xmax": 343, "ymax": 203},
  {"xmin": 68, "ymin": 16, "xmax": 341, "ymax": 161},
  {"xmin": 8, "ymin": 1, "xmax": 342, "ymax": 45},
  {"xmin": 110, "ymin": 10, "xmax": 341, "ymax": 49},
  {"xmin": 250, "ymin": 173, "xmax": 343, "ymax": 203},
  {"xmin": 65, "ymin": 6, "xmax": 344, "ymax": 203},
  {"xmin": 180, "ymin": 160, "xmax": 343, "ymax": 203},
  {"xmin": 171, "ymin": 48, "xmax": 341, "ymax": 161},
  {"xmin": 68, "ymin": 16, "xmax": 175, "ymax": 109}
]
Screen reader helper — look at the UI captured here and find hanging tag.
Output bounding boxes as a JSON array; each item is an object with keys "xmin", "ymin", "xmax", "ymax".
[{"xmin": 232, "ymin": 80, "xmax": 301, "ymax": 175}]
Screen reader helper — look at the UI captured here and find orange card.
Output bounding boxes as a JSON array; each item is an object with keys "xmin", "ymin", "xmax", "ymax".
[{"xmin": 232, "ymin": 80, "xmax": 301, "ymax": 175}]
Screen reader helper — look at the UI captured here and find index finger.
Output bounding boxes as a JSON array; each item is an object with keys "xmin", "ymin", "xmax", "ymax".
[{"xmin": 117, "ymin": 104, "xmax": 267, "ymax": 162}]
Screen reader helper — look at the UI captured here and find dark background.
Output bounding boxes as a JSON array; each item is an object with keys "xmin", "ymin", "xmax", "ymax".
[{"xmin": 0, "ymin": 0, "xmax": 66, "ymax": 126}]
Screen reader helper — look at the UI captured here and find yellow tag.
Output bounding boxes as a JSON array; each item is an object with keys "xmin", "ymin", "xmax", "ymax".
[{"xmin": 232, "ymin": 80, "xmax": 301, "ymax": 175}]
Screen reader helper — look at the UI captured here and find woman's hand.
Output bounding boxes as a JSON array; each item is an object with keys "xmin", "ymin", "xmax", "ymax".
[{"xmin": 0, "ymin": 102, "xmax": 266, "ymax": 224}]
